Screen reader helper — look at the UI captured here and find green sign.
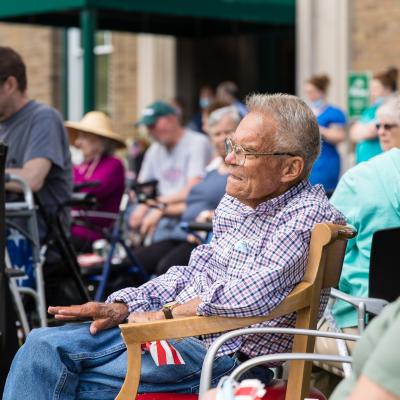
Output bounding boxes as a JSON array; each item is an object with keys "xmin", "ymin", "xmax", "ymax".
[{"xmin": 348, "ymin": 72, "xmax": 371, "ymax": 118}]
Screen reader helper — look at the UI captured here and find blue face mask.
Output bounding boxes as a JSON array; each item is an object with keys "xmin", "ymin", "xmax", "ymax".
[
  {"xmin": 199, "ymin": 97, "xmax": 210, "ymax": 109},
  {"xmin": 374, "ymin": 96, "xmax": 385, "ymax": 106},
  {"xmin": 310, "ymin": 99, "xmax": 325, "ymax": 110}
]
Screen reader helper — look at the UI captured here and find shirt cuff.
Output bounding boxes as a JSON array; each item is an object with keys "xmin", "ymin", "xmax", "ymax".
[{"xmin": 106, "ymin": 292, "xmax": 152, "ymax": 313}]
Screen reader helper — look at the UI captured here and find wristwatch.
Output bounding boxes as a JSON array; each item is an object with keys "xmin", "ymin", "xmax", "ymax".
[
  {"xmin": 156, "ymin": 202, "xmax": 167, "ymax": 211},
  {"xmin": 161, "ymin": 301, "xmax": 178, "ymax": 319}
]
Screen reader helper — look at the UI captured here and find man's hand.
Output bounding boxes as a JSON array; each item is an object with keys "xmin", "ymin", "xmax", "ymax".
[
  {"xmin": 129, "ymin": 203, "xmax": 149, "ymax": 230},
  {"xmin": 128, "ymin": 310, "xmax": 165, "ymax": 323},
  {"xmin": 196, "ymin": 209, "xmax": 213, "ymax": 223},
  {"xmin": 140, "ymin": 208, "xmax": 163, "ymax": 237},
  {"xmin": 48, "ymin": 302, "xmax": 129, "ymax": 335}
]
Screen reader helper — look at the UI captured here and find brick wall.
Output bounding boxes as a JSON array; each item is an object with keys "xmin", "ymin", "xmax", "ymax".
[
  {"xmin": 110, "ymin": 31, "xmax": 138, "ymax": 140},
  {"xmin": 0, "ymin": 23, "xmax": 139, "ymax": 140},
  {"xmin": 351, "ymin": 0, "xmax": 400, "ymax": 73},
  {"xmin": 0, "ymin": 23, "xmax": 62, "ymax": 110}
]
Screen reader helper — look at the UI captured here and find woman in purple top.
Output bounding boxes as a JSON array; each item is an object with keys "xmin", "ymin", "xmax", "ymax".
[{"xmin": 65, "ymin": 111, "xmax": 126, "ymax": 251}]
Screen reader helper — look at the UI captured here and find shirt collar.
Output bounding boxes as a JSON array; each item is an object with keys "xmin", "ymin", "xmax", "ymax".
[{"xmin": 229, "ymin": 179, "xmax": 311, "ymax": 216}]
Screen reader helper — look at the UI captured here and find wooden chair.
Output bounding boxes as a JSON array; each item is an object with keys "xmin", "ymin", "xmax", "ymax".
[{"xmin": 116, "ymin": 223, "xmax": 355, "ymax": 400}]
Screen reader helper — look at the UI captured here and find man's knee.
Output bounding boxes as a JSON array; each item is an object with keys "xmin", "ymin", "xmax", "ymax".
[{"xmin": 25, "ymin": 323, "xmax": 87, "ymax": 350}]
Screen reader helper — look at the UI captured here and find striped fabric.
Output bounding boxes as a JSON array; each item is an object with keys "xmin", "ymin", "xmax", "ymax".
[
  {"xmin": 142, "ymin": 340, "xmax": 185, "ymax": 366},
  {"xmin": 107, "ymin": 180, "xmax": 345, "ymax": 360}
]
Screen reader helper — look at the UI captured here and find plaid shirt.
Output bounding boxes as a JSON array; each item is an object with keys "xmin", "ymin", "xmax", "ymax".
[{"xmin": 107, "ymin": 180, "xmax": 345, "ymax": 358}]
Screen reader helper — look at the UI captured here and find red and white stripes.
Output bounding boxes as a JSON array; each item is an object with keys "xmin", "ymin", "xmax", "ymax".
[{"xmin": 142, "ymin": 340, "xmax": 185, "ymax": 366}]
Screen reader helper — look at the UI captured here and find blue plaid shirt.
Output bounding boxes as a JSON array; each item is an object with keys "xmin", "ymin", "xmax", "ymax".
[{"xmin": 107, "ymin": 180, "xmax": 345, "ymax": 358}]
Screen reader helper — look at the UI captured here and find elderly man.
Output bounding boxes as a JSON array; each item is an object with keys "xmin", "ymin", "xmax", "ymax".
[
  {"xmin": 130, "ymin": 100, "xmax": 213, "ymax": 242},
  {"xmin": 4, "ymin": 94, "xmax": 344, "ymax": 400}
]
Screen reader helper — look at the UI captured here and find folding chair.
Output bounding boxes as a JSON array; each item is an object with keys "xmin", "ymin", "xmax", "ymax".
[
  {"xmin": 5, "ymin": 174, "xmax": 47, "ymax": 333},
  {"xmin": 369, "ymin": 226, "xmax": 400, "ymax": 303},
  {"xmin": 313, "ymin": 227, "xmax": 397, "ymax": 381},
  {"xmin": 115, "ymin": 223, "xmax": 355, "ymax": 400},
  {"xmin": 71, "ymin": 188, "xmax": 149, "ymax": 301},
  {"xmin": 200, "ymin": 327, "xmax": 359, "ymax": 400},
  {"xmin": 326, "ymin": 226, "xmax": 400, "ymax": 334}
]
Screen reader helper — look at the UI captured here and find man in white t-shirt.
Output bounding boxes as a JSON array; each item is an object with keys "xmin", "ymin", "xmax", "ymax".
[{"xmin": 130, "ymin": 101, "xmax": 213, "ymax": 242}]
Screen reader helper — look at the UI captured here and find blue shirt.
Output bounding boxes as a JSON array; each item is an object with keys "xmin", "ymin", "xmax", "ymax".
[
  {"xmin": 331, "ymin": 149, "xmax": 400, "ymax": 328},
  {"xmin": 309, "ymin": 105, "xmax": 347, "ymax": 193},
  {"xmin": 169, "ymin": 169, "xmax": 228, "ymax": 240}
]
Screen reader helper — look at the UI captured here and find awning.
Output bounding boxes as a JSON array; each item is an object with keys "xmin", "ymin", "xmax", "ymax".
[
  {"xmin": 0, "ymin": 0, "xmax": 294, "ymax": 36},
  {"xmin": 0, "ymin": 0, "xmax": 295, "ymax": 112}
]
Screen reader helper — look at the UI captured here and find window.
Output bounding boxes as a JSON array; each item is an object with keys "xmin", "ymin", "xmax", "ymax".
[{"xmin": 67, "ymin": 29, "xmax": 113, "ymax": 119}]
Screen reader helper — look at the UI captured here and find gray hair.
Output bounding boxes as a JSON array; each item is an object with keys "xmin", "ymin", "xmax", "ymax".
[
  {"xmin": 208, "ymin": 105, "xmax": 241, "ymax": 128},
  {"xmin": 246, "ymin": 93, "xmax": 320, "ymax": 176},
  {"xmin": 377, "ymin": 95, "xmax": 400, "ymax": 122}
]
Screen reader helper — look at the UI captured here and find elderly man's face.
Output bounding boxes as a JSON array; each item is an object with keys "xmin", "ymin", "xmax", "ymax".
[{"xmin": 225, "ymin": 112, "xmax": 293, "ymax": 208}]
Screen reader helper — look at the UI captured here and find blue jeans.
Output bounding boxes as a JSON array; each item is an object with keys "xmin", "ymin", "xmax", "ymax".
[{"xmin": 3, "ymin": 322, "xmax": 240, "ymax": 399}]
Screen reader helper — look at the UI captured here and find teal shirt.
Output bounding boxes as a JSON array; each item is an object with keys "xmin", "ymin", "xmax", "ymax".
[
  {"xmin": 331, "ymin": 149, "xmax": 400, "ymax": 328},
  {"xmin": 331, "ymin": 298, "xmax": 400, "ymax": 399},
  {"xmin": 355, "ymin": 102, "xmax": 383, "ymax": 163}
]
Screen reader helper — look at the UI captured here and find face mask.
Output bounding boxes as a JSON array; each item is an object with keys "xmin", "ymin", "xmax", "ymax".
[
  {"xmin": 374, "ymin": 96, "xmax": 385, "ymax": 106},
  {"xmin": 199, "ymin": 97, "xmax": 210, "ymax": 109},
  {"xmin": 310, "ymin": 99, "xmax": 325, "ymax": 110}
]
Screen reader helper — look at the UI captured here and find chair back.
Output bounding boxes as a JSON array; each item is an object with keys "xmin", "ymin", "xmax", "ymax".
[
  {"xmin": 286, "ymin": 223, "xmax": 355, "ymax": 400},
  {"xmin": 302, "ymin": 223, "xmax": 354, "ymax": 289},
  {"xmin": 116, "ymin": 223, "xmax": 355, "ymax": 400},
  {"xmin": 369, "ymin": 226, "xmax": 400, "ymax": 303}
]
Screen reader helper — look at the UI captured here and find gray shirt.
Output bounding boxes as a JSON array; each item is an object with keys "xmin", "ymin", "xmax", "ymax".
[
  {"xmin": 138, "ymin": 129, "xmax": 213, "ymax": 242},
  {"xmin": 138, "ymin": 129, "xmax": 213, "ymax": 195},
  {"xmin": 0, "ymin": 100, "xmax": 72, "ymax": 239}
]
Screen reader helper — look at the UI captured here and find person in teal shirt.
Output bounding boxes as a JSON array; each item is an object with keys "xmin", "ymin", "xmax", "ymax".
[
  {"xmin": 313, "ymin": 98, "xmax": 400, "ymax": 396},
  {"xmin": 350, "ymin": 67, "xmax": 398, "ymax": 163},
  {"xmin": 332, "ymin": 96, "xmax": 400, "ymax": 328}
]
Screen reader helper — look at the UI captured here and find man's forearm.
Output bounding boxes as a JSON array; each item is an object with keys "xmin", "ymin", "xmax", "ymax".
[
  {"xmin": 6, "ymin": 158, "xmax": 51, "ymax": 192},
  {"xmin": 172, "ymin": 297, "xmax": 202, "ymax": 318},
  {"xmin": 158, "ymin": 177, "xmax": 202, "ymax": 205}
]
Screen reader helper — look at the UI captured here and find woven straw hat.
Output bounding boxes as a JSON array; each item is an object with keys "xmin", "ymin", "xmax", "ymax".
[{"xmin": 65, "ymin": 111, "xmax": 126, "ymax": 149}]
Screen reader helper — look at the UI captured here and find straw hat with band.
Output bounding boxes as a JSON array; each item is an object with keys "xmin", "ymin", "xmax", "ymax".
[{"xmin": 65, "ymin": 111, "xmax": 126, "ymax": 149}]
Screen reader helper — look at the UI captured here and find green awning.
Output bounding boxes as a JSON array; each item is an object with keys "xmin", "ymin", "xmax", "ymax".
[{"xmin": 0, "ymin": 0, "xmax": 294, "ymax": 36}]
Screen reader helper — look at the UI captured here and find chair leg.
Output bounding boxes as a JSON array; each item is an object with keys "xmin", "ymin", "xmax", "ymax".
[
  {"xmin": 116, "ymin": 342, "xmax": 142, "ymax": 400},
  {"xmin": 285, "ymin": 307, "xmax": 318, "ymax": 399}
]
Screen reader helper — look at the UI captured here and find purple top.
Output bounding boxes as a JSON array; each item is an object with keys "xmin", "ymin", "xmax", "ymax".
[{"xmin": 72, "ymin": 155, "xmax": 125, "ymax": 242}]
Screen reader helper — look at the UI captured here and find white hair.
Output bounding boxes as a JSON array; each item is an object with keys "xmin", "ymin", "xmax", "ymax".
[
  {"xmin": 246, "ymin": 93, "xmax": 321, "ymax": 175},
  {"xmin": 208, "ymin": 105, "xmax": 241, "ymax": 127},
  {"xmin": 377, "ymin": 95, "xmax": 400, "ymax": 122}
]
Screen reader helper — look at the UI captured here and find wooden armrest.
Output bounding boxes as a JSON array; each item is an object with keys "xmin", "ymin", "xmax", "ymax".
[
  {"xmin": 119, "ymin": 282, "xmax": 312, "ymax": 343},
  {"xmin": 116, "ymin": 282, "xmax": 312, "ymax": 400}
]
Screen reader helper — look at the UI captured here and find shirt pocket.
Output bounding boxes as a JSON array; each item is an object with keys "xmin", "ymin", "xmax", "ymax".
[{"xmin": 226, "ymin": 242, "xmax": 256, "ymax": 278}]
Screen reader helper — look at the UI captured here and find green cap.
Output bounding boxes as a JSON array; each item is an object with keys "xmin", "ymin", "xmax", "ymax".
[{"xmin": 135, "ymin": 101, "xmax": 176, "ymax": 126}]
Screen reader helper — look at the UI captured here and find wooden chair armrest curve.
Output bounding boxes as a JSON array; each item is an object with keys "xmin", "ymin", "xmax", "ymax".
[{"xmin": 119, "ymin": 282, "xmax": 312, "ymax": 344}]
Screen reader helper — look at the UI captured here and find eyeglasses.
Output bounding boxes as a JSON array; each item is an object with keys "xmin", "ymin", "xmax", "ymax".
[
  {"xmin": 375, "ymin": 123, "xmax": 399, "ymax": 131},
  {"xmin": 224, "ymin": 137, "xmax": 296, "ymax": 166}
]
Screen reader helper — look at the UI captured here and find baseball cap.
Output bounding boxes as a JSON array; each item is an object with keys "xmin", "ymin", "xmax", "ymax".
[{"xmin": 135, "ymin": 101, "xmax": 177, "ymax": 126}]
